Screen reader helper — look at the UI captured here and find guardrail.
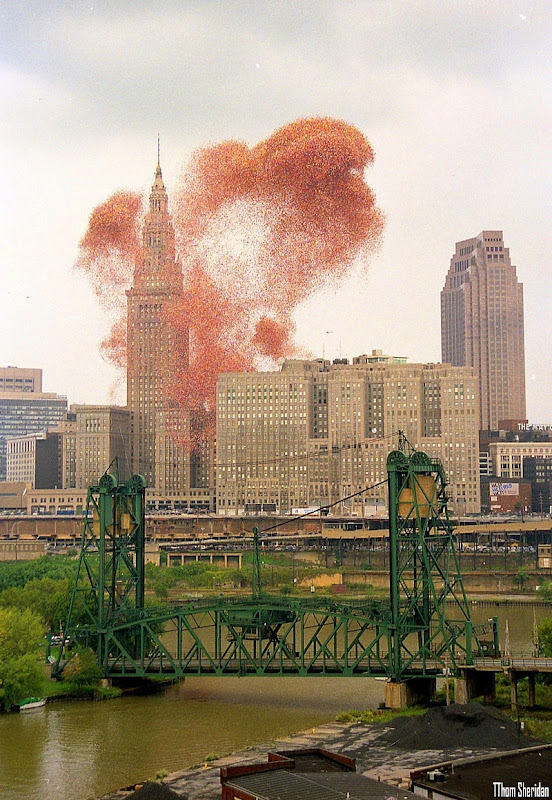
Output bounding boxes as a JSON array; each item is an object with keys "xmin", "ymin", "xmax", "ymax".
[{"xmin": 469, "ymin": 653, "xmax": 552, "ymax": 669}]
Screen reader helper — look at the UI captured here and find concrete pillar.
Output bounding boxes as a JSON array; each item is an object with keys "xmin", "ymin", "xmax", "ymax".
[
  {"xmin": 455, "ymin": 670, "xmax": 496, "ymax": 705},
  {"xmin": 385, "ymin": 678, "xmax": 436, "ymax": 709},
  {"xmin": 385, "ymin": 681, "xmax": 408, "ymax": 709},
  {"xmin": 454, "ymin": 677, "xmax": 469, "ymax": 705},
  {"xmin": 482, "ymin": 673, "xmax": 496, "ymax": 705},
  {"xmin": 475, "ymin": 671, "xmax": 496, "ymax": 704},
  {"xmin": 528, "ymin": 673, "xmax": 536, "ymax": 709}
]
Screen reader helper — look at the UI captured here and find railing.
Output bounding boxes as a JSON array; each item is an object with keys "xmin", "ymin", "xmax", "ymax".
[{"xmin": 469, "ymin": 652, "xmax": 552, "ymax": 669}]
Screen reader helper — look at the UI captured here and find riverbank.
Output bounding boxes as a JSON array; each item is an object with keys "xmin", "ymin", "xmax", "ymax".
[
  {"xmin": 38, "ymin": 675, "xmax": 178, "ymax": 706},
  {"xmin": 99, "ymin": 702, "xmax": 552, "ymax": 800}
]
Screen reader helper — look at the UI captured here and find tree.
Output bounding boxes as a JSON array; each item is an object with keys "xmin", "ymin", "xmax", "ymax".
[
  {"xmin": 538, "ymin": 618, "xmax": 552, "ymax": 657},
  {"xmin": 537, "ymin": 581, "xmax": 552, "ymax": 601},
  {"xmin": 0, "ymin": 577, "xmax": 72, "ymax": 630},
  {"xmin": 1, "ymin": 654, "xmax": 44, "ymax": 710},
  {"xmin": 0, "ymin": 606, "xmax": 44, "ymax": 661},
  {"xmin": 0, "ymin": 555, "xmax": 77, "ymax": 593},
  {"xmin": 513, "ymin": 567, "xmax": 528, "ymax": 591},
  {"xmin": 0, "ymin": 607, "xmax": 45, "ymax": 711}
]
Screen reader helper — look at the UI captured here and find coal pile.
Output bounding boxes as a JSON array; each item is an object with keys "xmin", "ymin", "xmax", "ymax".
[
  {"xmin": 377, "ymin": 703, "xmax": 539, "ymax": 751},
  {"xmin": 126, "ymin": 783, "xmax": 185, "ymax": 800}
]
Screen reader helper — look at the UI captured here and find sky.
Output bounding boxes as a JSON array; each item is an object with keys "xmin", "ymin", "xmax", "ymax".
[{"xmin": 1, "ymin": 0, "xmax": 551, "ymax": 420}]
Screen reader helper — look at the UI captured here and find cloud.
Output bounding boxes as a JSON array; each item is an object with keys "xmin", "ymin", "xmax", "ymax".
[
  {"xmin": 0, "ymin": 0, "xmax": 551, "ymax": 419},
  {"xmin": 3, "ymin": 0, "xmax": 549, "ymax": 150}
]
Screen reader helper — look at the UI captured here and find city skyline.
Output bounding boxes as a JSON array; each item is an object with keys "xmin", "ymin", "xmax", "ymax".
[{"xmin": 2, "ymin": 2, "xmax": 551, "ymax": 420}]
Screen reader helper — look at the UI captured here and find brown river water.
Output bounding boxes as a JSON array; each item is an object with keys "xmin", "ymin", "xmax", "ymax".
[{"xmin": 0, "ymin": 602, "xmax": 548, "ymax": 800}]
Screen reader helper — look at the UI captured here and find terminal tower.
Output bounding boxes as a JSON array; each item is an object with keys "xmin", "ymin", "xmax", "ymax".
[{"xmin": 126, "ymin": 157, "xmax": 188, "ymax": 489}]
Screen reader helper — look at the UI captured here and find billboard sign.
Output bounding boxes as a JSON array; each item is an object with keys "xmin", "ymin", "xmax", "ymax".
[{"xmin": 489, "ymin": 482, "xmax": 519, "ymax": 497}]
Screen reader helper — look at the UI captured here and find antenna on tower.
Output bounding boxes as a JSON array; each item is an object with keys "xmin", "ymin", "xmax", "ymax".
[{"xmin": 157, "ymin": 133, "xmax": 160, "ymax": 166}]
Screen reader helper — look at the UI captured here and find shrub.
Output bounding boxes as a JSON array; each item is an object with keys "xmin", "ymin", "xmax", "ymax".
[
  {"xmin": 537, "ymin": 581, "xmax": 552, "ymax": 601},
  {"xmin": 63, "ymin": 648, "xmax": 102, "ymax": 687}
]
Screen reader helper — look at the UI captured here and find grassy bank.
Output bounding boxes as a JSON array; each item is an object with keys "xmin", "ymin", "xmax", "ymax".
[
  {"xmin": 336, "ymin": 706, "xmax": 426, "ymax": 725},
  {"xmin": 43, "ymin": 678, "xmax": 123, "ymax": 702}
]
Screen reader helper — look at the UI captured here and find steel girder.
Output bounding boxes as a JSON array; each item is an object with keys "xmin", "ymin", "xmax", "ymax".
[
  {"xmin": 387, "ymin": 449, "xmax": 498, "ymax": 681},
  {"xmin": 53, "ymin": 472, "xmax": 146, "ymax": 678},
  {"xmin": 81, "ymin": 596, "xmax": 399, "ymax": 678}
]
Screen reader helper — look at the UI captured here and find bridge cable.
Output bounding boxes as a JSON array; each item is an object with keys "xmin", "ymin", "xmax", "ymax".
[{"xmin": 258, "ymin": 478, "xmax": 388, "ymax": 535}]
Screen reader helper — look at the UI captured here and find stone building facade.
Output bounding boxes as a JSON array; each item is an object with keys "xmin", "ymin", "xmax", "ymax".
[{"xmin": 216, "ymin": 357, "xmax": 480, "ymax": 515}]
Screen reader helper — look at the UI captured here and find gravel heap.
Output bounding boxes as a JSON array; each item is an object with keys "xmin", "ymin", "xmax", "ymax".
[
  {"xmin": 125, "ymin": 783, "xmax": 185, "ymax": 800},
  {"xmin": 376, "ymin": 703, "xmax": 537, "ymax": 751}
]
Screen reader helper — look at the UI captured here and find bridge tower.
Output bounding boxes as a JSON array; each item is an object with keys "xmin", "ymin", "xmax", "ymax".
[
  {"xmin": 54, "ymin": 472, "xmax": 146, "ymax": 676},
  {"xmin": 385, "ymin": 447, "xmax": 494, "ymax": 705}
]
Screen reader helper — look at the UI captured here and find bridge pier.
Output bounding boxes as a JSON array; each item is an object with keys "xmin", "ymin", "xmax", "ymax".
[
  {"xmin": 455, "ymin": 670, "xmax": 496, "ymax": 705},
  {"xmin": 385, "ymin": 678, "xmax": 436, "ymax": 709}
]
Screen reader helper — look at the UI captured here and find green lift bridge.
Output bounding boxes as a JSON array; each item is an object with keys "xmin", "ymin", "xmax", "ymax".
[{"xmin": 54, "ymin": 448, "xmax": 498, "ymax": 692}]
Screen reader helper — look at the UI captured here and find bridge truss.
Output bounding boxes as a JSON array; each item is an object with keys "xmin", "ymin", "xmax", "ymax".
[{"xmin": 54, "ymin": 448, "xmax": 498, "ymax": 682}]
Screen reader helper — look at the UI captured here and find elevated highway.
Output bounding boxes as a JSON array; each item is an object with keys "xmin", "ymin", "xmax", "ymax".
[{"xmin": 2, "ymin": 513, "xmax": 551, "ymax": 547}]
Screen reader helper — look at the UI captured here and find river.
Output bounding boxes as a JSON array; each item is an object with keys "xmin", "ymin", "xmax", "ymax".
[{"xmin": 0, "ymin": 602, "xmax": 549, "ymax": 800}]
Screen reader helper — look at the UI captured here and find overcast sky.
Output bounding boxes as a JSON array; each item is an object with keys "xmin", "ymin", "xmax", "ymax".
[{"xmin": 1, "ymin": 0, "xmax": 551, "ymax": 421}]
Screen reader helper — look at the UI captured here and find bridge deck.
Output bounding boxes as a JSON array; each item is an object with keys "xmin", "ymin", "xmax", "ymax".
[
  {"xmin": 467, "ymin": 656, "xmax": 552, "ymax": 673},
  {"xmin": 105, "ymin": 656, "xmax": 447, "ymax": 678},
  {"xmin": 105, "ymin": 655, "xmax": 552, "ymax": 678}
]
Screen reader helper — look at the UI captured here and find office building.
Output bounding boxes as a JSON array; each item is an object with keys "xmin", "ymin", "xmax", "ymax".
[
  {"xmin": 0, "ymin": 368, "xmax": 67, "ymax": 480},
  {"xmin": 6, "ymin": 430, "xmax": 61, "ymax": 488},
  {"xmin": 126, "ymin": 157, "xmax": 214, "ymax": 507},
  {"xmin": 216, "ymin": 356, "xmax": 480, "ymax": 515},
  {"xmin": 126, "ymin": 158, "xmax": 188, "ymax": 488},
  {"xmin": 480, "ymin": 476, "xmax": 532, "ymax": 515},
  {"xmin": 521, "ymin": 457, "xmax": 552, "ymax": 514},
  {"xmin": 479, "ymin": 420, "xmax": 552, "ymax": 513},
  {"xmin": 72, "ymin": 404, "xmax": 131, "ymax": 489},
  {"xmin": 441, "ymin": 231, "xmax": 525, "ymax": 430},
  {"xmin": 59, "ymin": 411, "xmax": 77, "ymax": 490},
  {"xmin": 6, "ymin": 404, "xmax": 130, "ymax": 492},
  {"xmin": 482, "ymin": 422, "xmax": 552, "ymax": 480},
  {"xmin": 0, "ymin": 366, "xmax": 42, "ymax": 393}
]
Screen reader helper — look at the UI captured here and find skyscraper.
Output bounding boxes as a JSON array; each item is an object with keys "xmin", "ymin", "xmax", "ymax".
[
  {"xmin": 441, "ymin": 230, "xmax": 526, "ymax": 431},
  {"xmin": 126, "ymin": 159, "xmax": 188, "ymax": 487}
]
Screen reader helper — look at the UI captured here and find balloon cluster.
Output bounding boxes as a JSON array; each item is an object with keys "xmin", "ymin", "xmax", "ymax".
[{"xmin": 76, "ymin": 117, "xmax": 384, "ymax": 448}]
